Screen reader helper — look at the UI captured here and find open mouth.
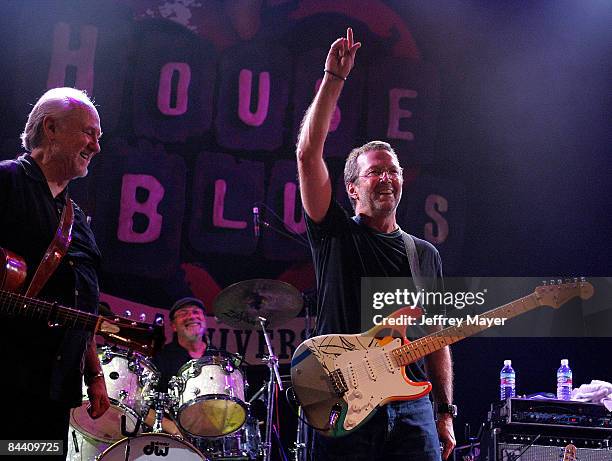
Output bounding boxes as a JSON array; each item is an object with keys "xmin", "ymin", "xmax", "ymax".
[{"xmin": 79, "ymin": 152, "xmax": 91, "ymax": 161}]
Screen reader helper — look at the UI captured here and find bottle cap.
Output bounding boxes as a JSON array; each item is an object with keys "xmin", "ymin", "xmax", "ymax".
[
  {"xmin": 561, "ymin": 359, "xmax": 569, "ymax": 365},
  {"xmin": 504, "ymin": 359, "xmax": 512, "ymax": 365}
]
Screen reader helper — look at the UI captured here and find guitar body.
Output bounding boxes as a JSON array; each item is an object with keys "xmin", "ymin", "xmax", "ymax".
[
  {"xmin": 291, "ymin": 307, "xmax": 431, "ymax": 437},
  {"xmin": 0, "ymin": 247, "xmax": 27, "ymax": 292}
]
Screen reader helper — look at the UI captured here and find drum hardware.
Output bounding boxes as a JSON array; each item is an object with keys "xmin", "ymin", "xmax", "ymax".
[
  {"xmin": 121, "ymin": 414, "xmax": 142, "ymax": 437},
  {"xmin": 292, "ymin": 289, "xmax": 316, "ymax": 461},
  {"xmin": 257, "ymin": 315, "xmax": 283, "ymax": 461},
  {"xmin": 144, "ymin": 391, "xmax": 178, "ymax": 434}
]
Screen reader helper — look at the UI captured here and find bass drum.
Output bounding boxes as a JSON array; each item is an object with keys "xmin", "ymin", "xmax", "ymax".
[
  {"xmin": 71, "ymin": 346, "xmax": 159, "ymax": 443},
  {"xmin": 98, "ymin": 433, "xmax": 208, "ymax": 461},
  {"xmin": 192, "ymin": 416, "xmax": 261, "ymax": 460},
  {"xmin": 65, "ymin": 425, "xmax": 110, "ymax": 461}
]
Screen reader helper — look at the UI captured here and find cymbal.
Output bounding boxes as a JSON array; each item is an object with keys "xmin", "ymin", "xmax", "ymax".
[{"xmin": 213, "ymin": 279, "xmax": 303, "ymax": 329}]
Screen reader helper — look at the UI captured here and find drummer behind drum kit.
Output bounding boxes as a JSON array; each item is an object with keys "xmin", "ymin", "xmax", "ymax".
[{"xmin": 68, "ymin": 280, "xmax": 304, "ymax": 461}]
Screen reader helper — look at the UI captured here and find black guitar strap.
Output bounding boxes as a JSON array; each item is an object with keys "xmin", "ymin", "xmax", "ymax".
[{"xmin": 400, "ymin": 230, "xmax": 424, "ymax": 293}]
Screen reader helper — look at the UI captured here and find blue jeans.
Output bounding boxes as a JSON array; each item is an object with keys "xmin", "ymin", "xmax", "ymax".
[{"xmin": 312, "ymin": 397, "xmax": 442, "ymax": 461}]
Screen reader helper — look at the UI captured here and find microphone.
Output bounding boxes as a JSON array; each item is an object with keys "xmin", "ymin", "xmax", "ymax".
[{"xmin": 253, "ymin": 206, "xmax": 260, "ymax": 237}]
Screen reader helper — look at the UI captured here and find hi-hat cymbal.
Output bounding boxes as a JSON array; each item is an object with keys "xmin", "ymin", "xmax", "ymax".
[{"xmin": 213, "ymin": 279, "xmax": 303, "ymax": 329}]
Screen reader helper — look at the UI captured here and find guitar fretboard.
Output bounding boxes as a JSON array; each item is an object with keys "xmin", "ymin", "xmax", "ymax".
[
  {"xmin": 0, "ymin": 289, "xmax": 98, "ymax": 331},
  {"xmin": 391, "ymin": 293, "xmax": 540, "ymax": 366}
]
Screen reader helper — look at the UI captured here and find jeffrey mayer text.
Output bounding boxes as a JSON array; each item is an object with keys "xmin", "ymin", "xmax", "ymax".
[{"xmin": 372, "ymin": 314, "xmax": 507, "ymax": 328}]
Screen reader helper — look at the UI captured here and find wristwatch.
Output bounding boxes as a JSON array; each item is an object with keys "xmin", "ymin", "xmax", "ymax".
[{"xmin": 437, "ymin": 403, "xmax": 458, "ymax": 418}]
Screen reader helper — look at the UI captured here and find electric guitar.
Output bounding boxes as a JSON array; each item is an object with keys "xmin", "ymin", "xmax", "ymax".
[
  {"xmin": 562, "ymin": 444, "xmax": 577, "ymax": 461},
  {"xmin": 290, "ymin": 281, "xmax": 594, "ymax": 437},
  {"xmin": 0, "ymin": 247, "xmax": 163, "ymax": 355}
]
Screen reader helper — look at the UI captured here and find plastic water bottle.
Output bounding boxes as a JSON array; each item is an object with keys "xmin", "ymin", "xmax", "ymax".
[
  {"xmin": 500, "ymin": 360, "xmax": 516, "ymax": 401},
  {"xmin": 557, "ymin": 359, "xmax": 573, "ymax": 400}
]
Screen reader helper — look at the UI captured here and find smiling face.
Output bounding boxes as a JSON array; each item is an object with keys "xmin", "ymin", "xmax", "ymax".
[
  {"xmin": 347, "ymin": 149, "xmax": 403, "ymax": 217},
  {"xmin": 171, "ymin": 305, "xmax": 207, "ymax": 343},
  {"xmin": 48, "ymin": 104, "xmax": 101, "ymax": 180}
]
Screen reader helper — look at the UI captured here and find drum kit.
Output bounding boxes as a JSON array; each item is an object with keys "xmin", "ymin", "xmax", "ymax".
[{"xmin": 67, "ymin": 279, "xmax": 304, "ymax": 461}]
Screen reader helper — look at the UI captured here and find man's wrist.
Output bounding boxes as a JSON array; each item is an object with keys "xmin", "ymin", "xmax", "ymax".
[
  {"xmin": 84, "ymin": 371, "xmax": 104, "ymax": 386},
  {"xmin": 324, "ymin": 69, "xmax": 347, "ymax": 81},
  {"xmin": 436, "ymin": 403, "xmax": 458, "ymax": 419}
]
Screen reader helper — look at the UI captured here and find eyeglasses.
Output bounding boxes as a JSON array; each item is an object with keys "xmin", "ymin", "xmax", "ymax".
[{"xmin": 359, "ymin": 168, "xmax": 402, "ymax": 180}]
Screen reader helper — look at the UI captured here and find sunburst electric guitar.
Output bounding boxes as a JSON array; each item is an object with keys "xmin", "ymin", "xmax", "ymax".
[
  {"xmin": 291, "ymin": 281, "xmax": 594, "ymax": 437},
  {"xmin": 0, "ymin": 247, "xmax": 163, "ymax": 355}
]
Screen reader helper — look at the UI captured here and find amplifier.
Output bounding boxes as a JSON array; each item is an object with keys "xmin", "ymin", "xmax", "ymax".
[
  {"xmin": 482, "ymin": 427, "xmax": 611, "ymax": 461},
  {"xmin": 489, "ymin": 398, "xmax": 612, "ymax": 432}
]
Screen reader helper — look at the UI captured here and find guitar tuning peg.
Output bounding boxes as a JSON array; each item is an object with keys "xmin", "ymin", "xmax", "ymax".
[
  {"xmin": 557, "ymin": 279, "xmax": 562, "ymax": 285},
  {"xmin": 542, "ymin": 280, "xmax": 547, "ymax": 286},
  {"xmin": 573, "ymin": 277, "xmax": 578, "ymax": 283},
  {"xmin": 580, "ymin": 276, "xmax": 586, "ymax": 282},
  {"xmin": 139, "ymin": 313, "xmax": 146, "ymax": 322},
  {"xmin": 550, "ymin": 279, "xmax": 555, "ymax": 286},
  {"xmin": 124, "ymin": 310, "xmax": 132, "ymax": 318}
]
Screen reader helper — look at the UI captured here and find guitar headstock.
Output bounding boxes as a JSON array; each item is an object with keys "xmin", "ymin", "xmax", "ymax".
[
  {"xmin": 97, "ymin": 315, "xmax": 165, "ymax": 356},
  {"xmin": 535, "ymin": 278, "xmax": 594, "ymax": 309}
]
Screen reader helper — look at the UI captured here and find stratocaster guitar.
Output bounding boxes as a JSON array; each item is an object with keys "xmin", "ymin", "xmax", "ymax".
[
  {"xmin": 0, "ymin": 247, "xmax": 163, "ymax": 355},
  {"xmin": 291, "ymin": 281, "xmax": 594, "ymax": 437}
]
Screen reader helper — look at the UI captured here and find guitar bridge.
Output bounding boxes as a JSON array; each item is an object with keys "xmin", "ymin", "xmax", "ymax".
[{"xmin": 329, "ymin": 369, "xmax": 348, "ymax": 396}]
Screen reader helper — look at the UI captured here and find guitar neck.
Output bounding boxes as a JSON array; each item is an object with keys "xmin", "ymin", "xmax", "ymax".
[
  {"xmin": 0, "ymin": 289, "xmax": 99, "ymax": 332},
  {"xmin": 393, "ymin": 293, "xmax": 540, "ymax": 366}
]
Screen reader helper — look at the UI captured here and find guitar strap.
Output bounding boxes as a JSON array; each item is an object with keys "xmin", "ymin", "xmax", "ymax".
[
  {"xmin": 25, "ymin": 194, "xmax": 74, "ymax": 298},
  {"xmin": 400, "ymin": 231, "xmax": 425, "ymax": 293}
]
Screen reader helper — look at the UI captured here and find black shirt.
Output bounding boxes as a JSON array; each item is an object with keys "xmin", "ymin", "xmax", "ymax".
[
  {"xmin": 153, "ymin": 339, "xmax": 217, "ymax": 392},
  {"xmin": 305, "ymin": 199, "xmax": 443, "ymax": 381},
  {"xmin": 0, "ymin": 154, "xmax": 101, "ymax": 406}
]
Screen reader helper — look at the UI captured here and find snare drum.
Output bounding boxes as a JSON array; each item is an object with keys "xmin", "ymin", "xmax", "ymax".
[
  {"xmin": 170, "ymin": 353, "xmax": 247, "ymax": 437},
  {"xmin": 71, "ymin": 346, "xmax": 159, "ymax": 443},
  {"xmin": 98, "ymin": 433, "xmax": 208, "ymax": 460}
]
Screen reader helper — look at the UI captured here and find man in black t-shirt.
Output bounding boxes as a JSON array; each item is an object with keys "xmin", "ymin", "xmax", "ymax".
[{"xmin": 296, "ymin": 29, "xmax": 455, "ymax": 460}]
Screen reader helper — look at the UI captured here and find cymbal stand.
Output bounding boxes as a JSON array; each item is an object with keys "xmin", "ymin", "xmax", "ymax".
[
  {"xmin": 258, "ymin": 316, "xmax": 283, "ymax": 461},
  {"xmin": 292, "ymin": 291, "xmax": 315, "ymax": 461}
]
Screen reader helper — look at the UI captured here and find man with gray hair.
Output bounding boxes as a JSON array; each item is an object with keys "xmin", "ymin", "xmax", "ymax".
[
  {"xmin": 0, "ymin": 87, "xmax": 109, "ymax": 458},
  {"xmin": 296, "ymin": 29, "xmax": 455, "ymax": 460}
]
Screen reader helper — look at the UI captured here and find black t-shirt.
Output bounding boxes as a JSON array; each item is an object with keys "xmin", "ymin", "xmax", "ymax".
[
  {"xmin": 153, "ymin": 340, "xmax": 218, "ymax": 392},
  {"xmin": 305, "ymin": 199, "xmax": 443, "ymax": 381}
]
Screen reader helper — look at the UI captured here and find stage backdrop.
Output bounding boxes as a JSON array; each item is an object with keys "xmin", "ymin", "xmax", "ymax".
[{"xmin": 2, "ymin": 0, "xmax": 611, "ymax": 448}]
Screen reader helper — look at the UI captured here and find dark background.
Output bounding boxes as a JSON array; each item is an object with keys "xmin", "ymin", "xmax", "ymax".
[{"xmin": 1, "ymin": 0, "xmax": 611, "ymax": 457}]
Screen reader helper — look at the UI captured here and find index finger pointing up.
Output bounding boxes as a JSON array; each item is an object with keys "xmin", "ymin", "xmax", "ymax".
[{"xmin": 347, "ymin": 27, "xmax": 354, "ymax": 48}]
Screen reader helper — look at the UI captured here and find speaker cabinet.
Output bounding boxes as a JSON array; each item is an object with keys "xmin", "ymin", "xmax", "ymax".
[{"xmin": 482, "ymin": 428, "xmax": 611, "ymax": 461}]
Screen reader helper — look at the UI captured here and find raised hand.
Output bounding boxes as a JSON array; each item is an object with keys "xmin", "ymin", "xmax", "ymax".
[{"xmin": 324, "ymin": 27, "xmax": 361, "ymax": 80}]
